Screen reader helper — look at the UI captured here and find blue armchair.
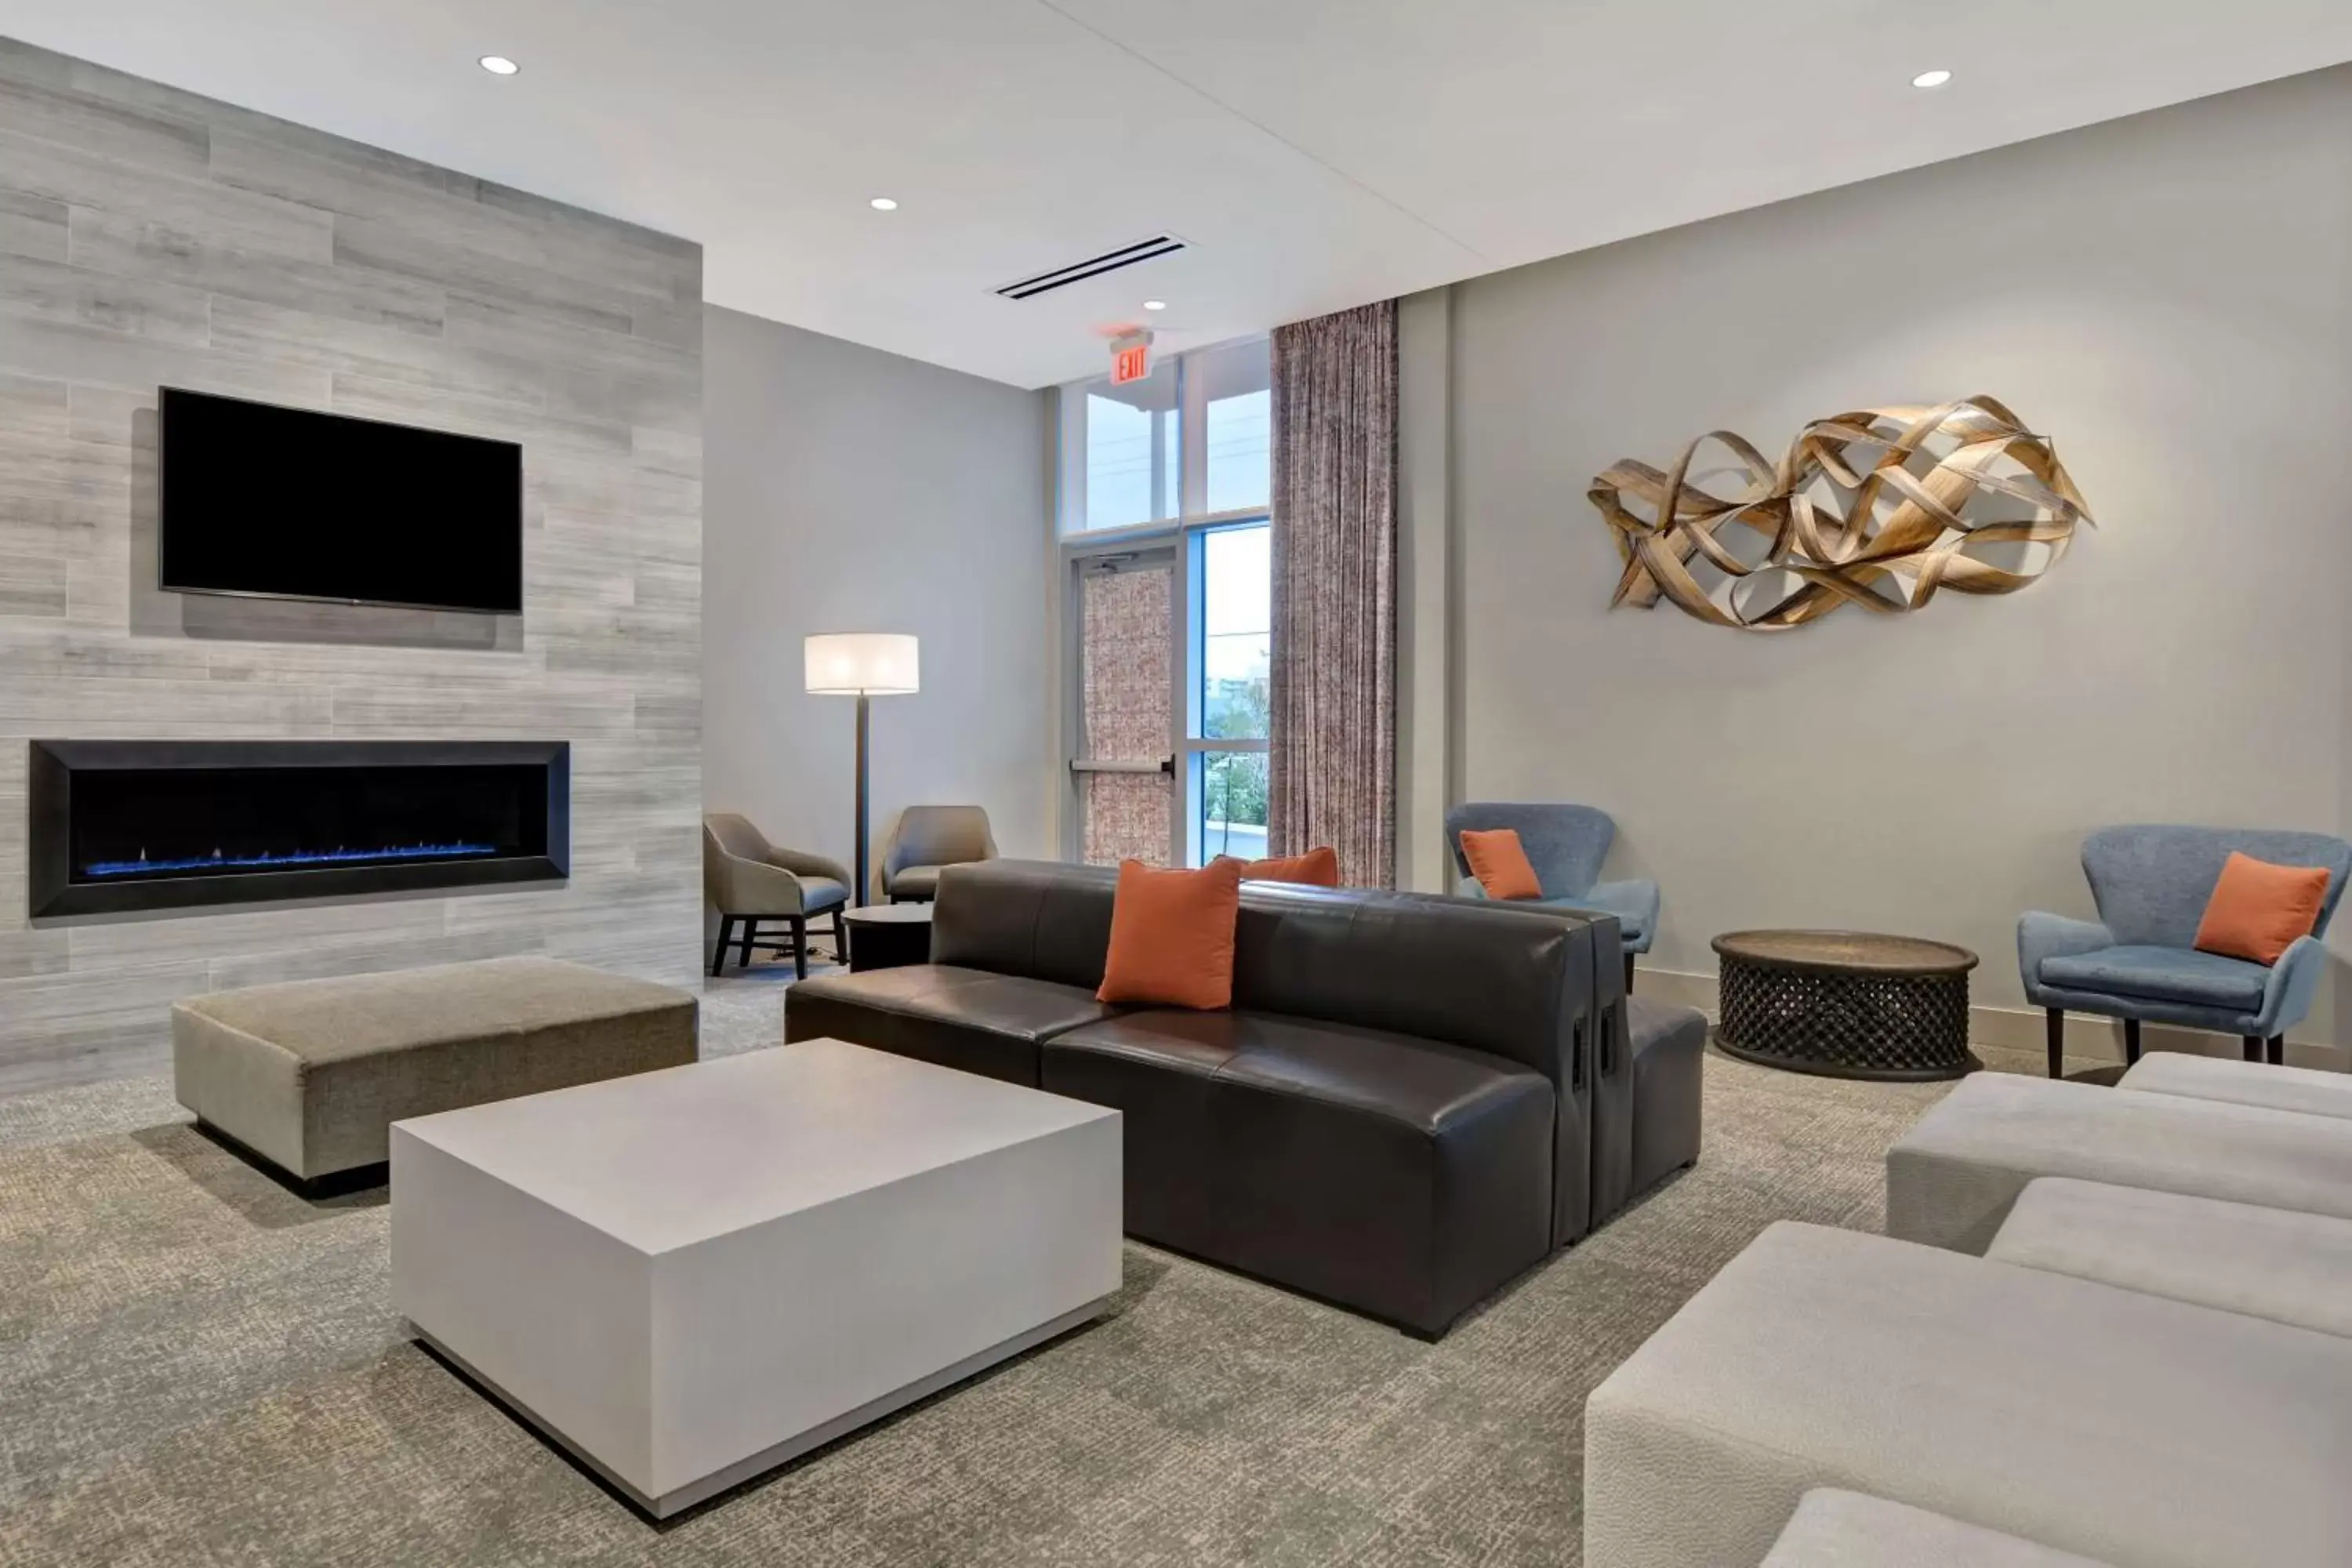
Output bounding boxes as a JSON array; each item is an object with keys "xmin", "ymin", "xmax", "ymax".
[
  {"xmin": 1444, "ymin": 802, "xmax": 1659, "ymax": 990},
  {"xmin": 2020, "ymin": 824, "xmax": 2350, "ymax": 1077}
]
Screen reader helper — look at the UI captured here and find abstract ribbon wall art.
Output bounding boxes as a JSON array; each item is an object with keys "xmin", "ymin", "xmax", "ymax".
[{"xmin": 1588, "ymin": 396, "xmax": 2094, "ymax": 631}]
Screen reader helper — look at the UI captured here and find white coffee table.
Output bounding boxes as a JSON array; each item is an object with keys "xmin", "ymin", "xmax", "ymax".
[{"xmin": 390, "ymin": 1038, "xmax": 1122, "ymax": 1516}]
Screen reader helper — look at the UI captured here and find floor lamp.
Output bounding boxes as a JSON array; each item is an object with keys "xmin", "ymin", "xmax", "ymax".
[{"xmin": 804, "ymin": 633, "xmax": 920, "ymax": 904}]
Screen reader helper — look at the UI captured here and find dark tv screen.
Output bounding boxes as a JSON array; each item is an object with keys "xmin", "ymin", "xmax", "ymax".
[{"xmin": 160, "ymin": 388, "xmax": 524, "ymax": 614}]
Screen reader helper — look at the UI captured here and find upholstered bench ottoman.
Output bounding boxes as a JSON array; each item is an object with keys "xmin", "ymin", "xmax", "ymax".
[
  {"xmin": 1762, "ymin": 1490, "xmax": 2113, "ymax": 1567},
  {"xmin": 1883, "ymin": 1070, "xmax": 2352, "ymax": 1252},
  {"xmin": 2120, "ymin": 1050, "xmax": 2352, "ymax": 1121},
  {"xmin": 1627, "ymin": 998, "xmax": 1705, "ymax": 1198},
  {"xmin": 1584, "ymin": 1221, "xmax": 2352, "ymax": 1568},
  {"xmin": 173, "ymin": 956, "xmax": 697, "ymax": 1183},
  {"xmin": 1987, "ymin": 1176, "xmax": 2352, "ymax": 1339}
]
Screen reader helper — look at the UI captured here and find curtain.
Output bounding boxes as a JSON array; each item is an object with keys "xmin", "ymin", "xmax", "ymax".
[{"xmin": 1268, "ymin": 299, "xmax": 1398, "ymax": 888}]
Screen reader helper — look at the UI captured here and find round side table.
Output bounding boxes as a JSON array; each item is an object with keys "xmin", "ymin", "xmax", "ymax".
[
  {"xmin": 1711, "ymin": 929, "xmax": 1979, "ymax": 1081},
  {"xmin": 842, "ymin": 903, "xmax": 933, "ymax": 973}
]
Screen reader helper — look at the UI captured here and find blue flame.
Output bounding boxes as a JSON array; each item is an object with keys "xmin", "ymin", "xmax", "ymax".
[{"xmin": 83, "ymin": 843, "xmax": 499, "ymax": 879}]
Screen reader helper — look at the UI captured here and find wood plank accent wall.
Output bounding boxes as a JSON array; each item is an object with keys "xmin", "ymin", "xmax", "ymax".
[{"xmin": 0, "ymin": 39, "xmax": 705, "ymax": 1095}]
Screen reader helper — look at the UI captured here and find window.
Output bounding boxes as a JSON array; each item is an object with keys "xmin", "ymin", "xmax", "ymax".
[
  {"xmin": 1190, "ymin": 521, "xmax": 1269, "ymax": 864},
  {"xmin": 1058, "ymin": 337, "xmax": 1269, "ymax": 539},
  {"xmin": 1062, "ymin": 338, "xmax": 1273, "ymax": 866},
  {"xmin": 1076, "ymin": 357, "xmax": 1180, "ymax": 532}
]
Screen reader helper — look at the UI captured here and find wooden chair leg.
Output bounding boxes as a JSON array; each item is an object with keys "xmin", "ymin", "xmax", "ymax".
[
  {"xmin": 829, "ymin": 909, "xmax": 846, "ymax": 964},
  {"xmin": 2045, "ymin": 1008, "xmax": 2064, "ymax": 1079},
  {"xmin": 791, "ymin": 916, "xmax": 808, "ymax": 981},
  {"xmin": 1623, "ymin": 951, "xmax": 1636, "ymax": 995},
  {"xmin": 710, "ymin": 915, "xmax": 735, "ymax": 977},
  {"xmin": 738, "ymin": 919, "xmax": 758, "ymax": 968},
  {"xmin": 2268, "ymin": 1035, "xmax": 2285, "ymax": 1066},
  {"xmin": 2122, "ymin": 1017, "xmax": 2142, "ymax": 1066},
  {"xmin": 2245, "ymin": 1035, "xmax": 2265, "ymax": 1063}
]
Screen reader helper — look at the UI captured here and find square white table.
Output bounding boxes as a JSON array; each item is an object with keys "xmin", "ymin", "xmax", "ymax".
[{"xmin": 390, "ymin": 1038, "xmax": 1122, "ymax": 1516}]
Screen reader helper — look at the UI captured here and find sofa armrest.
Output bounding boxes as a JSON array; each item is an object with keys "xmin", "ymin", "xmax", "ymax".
[
  {"xmin": 766, "ymin": 845, "xmax": 852, "ymax": 887},
  {"xmin": 2017, "ymin": 913, "xmax": 2114, "ymax": 996},
  {"xmin": 714, "ymin": 854, "xmax": 815, "ymax": 916},
  {"xmin": 2253, "ymin": 935, "xmax": 2328, "ymax": 1036}
]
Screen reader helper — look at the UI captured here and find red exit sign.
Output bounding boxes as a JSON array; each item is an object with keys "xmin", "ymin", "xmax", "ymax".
[{"xmin": 1111, "ymin": 341, "xmax": 1150, "ymax": 385}]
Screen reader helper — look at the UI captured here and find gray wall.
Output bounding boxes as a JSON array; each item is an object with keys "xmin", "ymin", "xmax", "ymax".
[
  {"xmin": 1425, "ymin": 66, "xmax": 2352, "ymax": 1034},
  {"xmin": 0, "ymin": 39, "xmax": 705, "ymax": 1094},
  {"xmin": 702, "ymin": 307, "xmax": 1052, "ymax": 898}
]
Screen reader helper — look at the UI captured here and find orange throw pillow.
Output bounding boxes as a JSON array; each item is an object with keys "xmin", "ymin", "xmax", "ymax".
[
  {"xmin": 1229, "ymin": 846, "xmax": 1341, "ymax": 887},
  {"xmin": 2194, "ymin": 852, "xmax": 2331, "ymax": 965},
  {"xmin": 1459, "ymin": 828, "xmax": 1543, "ymax": 901},
  {"xmin": 1097, "ymin": 857, "xmax": 1243, "ymax": 1010}
]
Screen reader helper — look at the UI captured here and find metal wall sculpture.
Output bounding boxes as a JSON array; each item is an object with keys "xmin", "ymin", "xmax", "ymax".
[{"xmin": 1588, "ymin": 396, "xmax": 2093, "ymax": 631}]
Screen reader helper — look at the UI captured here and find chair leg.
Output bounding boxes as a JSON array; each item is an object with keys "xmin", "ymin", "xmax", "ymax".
[
  {"xmin": 829, "ymin": 910, "xmax": 846, "ymax": 964},
  {"xmin": 2045, "ymin": 1008, "xmax": 2064, "ymax": 1079},
  {"xmin": 739, "ymin": 919, "xmax": 758, "ymax": 968},
  {"xmin": 1623, "ymin": 951, "xmax": 1636, "ymax": 995},
  {"xmin": 791, "ymin": 916, "xmax": 808, "ymax": 982},
  {"xmin": 2245, "ymin": 1035, "xmax": 2265, "ymax": 1063},
  {"xmin": 2268, "ymin": 1035, "xmax": 2285, "ymax": 1066},
  {"xmin": 2122, "ymin": 1018, "xmax": 2141, "ymax": 1066},
  {"xmin": 710, "ymin": 916, "xmax": 735, "ymax": 978}
]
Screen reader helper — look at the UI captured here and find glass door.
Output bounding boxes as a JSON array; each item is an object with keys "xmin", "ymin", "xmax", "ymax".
[{"xmin": 1070, "ymin": 549, "xmax": 1177, "ymax": 866}]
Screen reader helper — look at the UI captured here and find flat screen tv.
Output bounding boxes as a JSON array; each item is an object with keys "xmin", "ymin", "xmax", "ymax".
[{"xmin": 159, "ymin": 387, "xmax": 524, "ymax": 614}]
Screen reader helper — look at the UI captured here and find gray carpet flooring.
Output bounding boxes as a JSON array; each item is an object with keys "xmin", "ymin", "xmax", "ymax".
[{"xmin": 0, "ymin": 975, "xmax": 1954, "ymax": 1567}]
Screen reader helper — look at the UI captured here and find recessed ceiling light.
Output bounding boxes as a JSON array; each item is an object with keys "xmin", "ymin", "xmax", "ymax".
[
  {"xmin": 1911, "ymin": 68, "xmax": 1953, "ymax": 89},
  {"xmin": 1142, "ymin": 299, "xmax": 1167, "ymax": 311},
  {"xmin": 869, "ymin": 197, "xmax": 898, "ymax": 212},
  {"xmin": 478, "ymin": 55, "xmax": 520, "ymax": 76}
]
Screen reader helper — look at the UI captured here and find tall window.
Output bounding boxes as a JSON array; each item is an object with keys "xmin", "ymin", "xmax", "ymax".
[{"xmin": 1062, "ymin": 338, "xmax": 1272, "ymax": 866}]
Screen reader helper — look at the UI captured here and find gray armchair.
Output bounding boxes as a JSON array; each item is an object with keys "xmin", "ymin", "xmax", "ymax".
[
  {"xmin": 2020, "ymin": 823, "xmax": 2352, "ymax": 1076},
  {"xmin": 880, "ymin": 805, "xmax": 997, "ymax": 902},
  {"xmin": 703, "ymin": 813, "xmax": 851, "ymax": 978},
  {"xmin": 1444, "ymin": 801, "xmax": 1659, "ymax": 991}
]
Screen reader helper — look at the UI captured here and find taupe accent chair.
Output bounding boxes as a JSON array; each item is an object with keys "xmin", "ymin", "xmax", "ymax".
[
  {"xmin": 702, "ymin": 813, "xmax": 851, "ymax": 978},
  {"xmin": 880, "ymin": 805, "xmax": 997, "ymax": 903}
]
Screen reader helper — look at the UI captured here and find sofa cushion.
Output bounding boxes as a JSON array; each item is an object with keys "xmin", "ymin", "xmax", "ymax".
[
  {"xmin": 1229, "ymin": 846, "xmax": 1341, "ymax": 887},
  {"xmin": 1563, "ymin": 883, "xmax": 1652, "ymax": 943},
  {"xmin": 1989, "ymin": 1177, "xmax": 2352, "ymax": 1340},
  {"xmin": 1884, "ymin": 1071, "xmax": 2352, "ymax": 1253},
  {"xmin": 1046, "ymin": 1007, "xmax": 1555, "ymax": 1333},
  {"xmin": 1584, "ymin": 1221, "xmax": 2352, "ymax": 1568},
  {"xmin": 1628, "ymin": 998, "xmax": 1706, "ymax": 1196},
  {"xmin": 1097, "ymin": 858, "xmax": 1242, "ymax": 1010},
  {"xmin": 1039, "ymin": 1011, "xmax": 1244, "ymax": 1255},
  {"xmin": 2120, "ymin": 1050, "xmax": 2352, "ymax": 1121},
  {"xmin": 2194, "ymin": 851, "xmax": 2330, "ymax": 964},
  {"xmin": 1762, "ymin": 1490, "xmax": 2114, "ymax": 1567},
  {"xmin": 2036, "ymin": 944, "xmax": 2267, "ymax": 1009},
  {"xmin": 889, "ymin": 865, "xmax": 942, "ymax": 899},
  {"xmin": 1459, "ymin": 827, "xmax": 1543, "ymax": 899},
  {"xmin": 784, "ymin": 964, "xmax": 1120, "ymax": 1086}
]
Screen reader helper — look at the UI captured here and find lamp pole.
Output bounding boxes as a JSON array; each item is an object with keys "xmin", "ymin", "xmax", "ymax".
[
  {"xmin": 855, "ymin": 691, "xmax": 871, "ymax": 904},
  {"xmin": 804, "ymin": 633, "xmax": 917, "ymax": 908}
]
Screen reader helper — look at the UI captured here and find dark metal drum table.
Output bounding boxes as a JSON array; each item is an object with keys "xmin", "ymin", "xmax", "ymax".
[
  {"xmin": 842, "ymin": 903, "xmax": 933, "ymax": 973},
  {"xmin": 1711, "ymin": 930, "xmax": 1979, "ymax": 1081}
]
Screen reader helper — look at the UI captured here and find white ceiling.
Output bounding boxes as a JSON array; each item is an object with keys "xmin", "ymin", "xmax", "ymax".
[{"xmin": 4, "ymin": 1, "xmax": 2350, "ymax": 388}]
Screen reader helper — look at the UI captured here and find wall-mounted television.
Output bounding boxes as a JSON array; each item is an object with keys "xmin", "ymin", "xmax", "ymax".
[{"xmin": 159, "ymin": 387, "xmax": 524, "ymax": 615}]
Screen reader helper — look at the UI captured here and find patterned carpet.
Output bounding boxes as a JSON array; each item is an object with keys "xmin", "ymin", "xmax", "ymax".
[{"xmin": 0, "ymin": 975, "xmax": 1953, "ymax": 1567}]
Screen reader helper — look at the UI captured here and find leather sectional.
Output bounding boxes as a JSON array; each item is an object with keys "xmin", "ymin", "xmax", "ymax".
[{"xmin": 786, "ymin": 859, "xmax": 1705, "ymax": 1337}]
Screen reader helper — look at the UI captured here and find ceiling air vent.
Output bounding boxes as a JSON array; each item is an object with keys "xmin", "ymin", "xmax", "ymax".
[{"xmin": 995, "ymin": 234, "xmax": 1187, "ymax": 301}]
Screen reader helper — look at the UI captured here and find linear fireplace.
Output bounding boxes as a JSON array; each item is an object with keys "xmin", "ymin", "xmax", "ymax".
[{"xmin": 28, "ymin": 740, "xmax": 569, "ymax": 919}]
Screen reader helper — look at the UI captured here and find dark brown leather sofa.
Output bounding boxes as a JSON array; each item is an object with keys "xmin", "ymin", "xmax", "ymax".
[{"xmin": 786, "ymin": 860, "xmax": 1702, "ymax": 1337}]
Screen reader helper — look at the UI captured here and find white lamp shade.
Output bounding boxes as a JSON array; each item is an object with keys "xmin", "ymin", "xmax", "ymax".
[{"xmin": 804, "ymin": 633, "xmax": 920, "ymax": 695}]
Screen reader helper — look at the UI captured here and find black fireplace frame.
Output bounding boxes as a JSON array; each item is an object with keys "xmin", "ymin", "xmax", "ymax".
[{"xmin": 28, "ymin": 739, "xmax": 570, "ymax": 920}]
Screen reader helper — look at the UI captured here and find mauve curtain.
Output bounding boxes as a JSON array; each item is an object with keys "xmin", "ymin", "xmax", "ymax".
[{"xmin": 1268, "ymin": 299, "xmax": 1398, "ymax": 888}]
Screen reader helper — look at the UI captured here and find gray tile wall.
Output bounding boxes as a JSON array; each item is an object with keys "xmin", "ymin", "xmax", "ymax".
[{"xmin": 0, "ymin": 38, "xmax": 705, "ymax": 1094}]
